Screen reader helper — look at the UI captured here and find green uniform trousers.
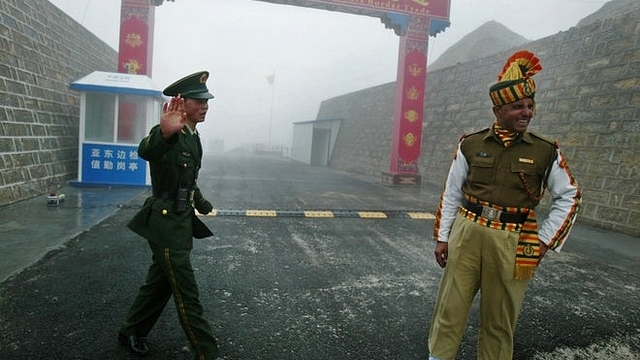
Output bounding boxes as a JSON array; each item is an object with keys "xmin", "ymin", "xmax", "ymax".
[
  {"xmin": 120, "ymin": 245, "xmax": 219, "ymax": 359},
  {"xmin": 428, "ymin": 213, "xmax": 530, "ymax": 360}
]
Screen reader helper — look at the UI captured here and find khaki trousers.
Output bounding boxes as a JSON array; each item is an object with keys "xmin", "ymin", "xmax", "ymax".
[{"xmin": 428, "ymin": 213, "xmax": 530, "ymax": 360}]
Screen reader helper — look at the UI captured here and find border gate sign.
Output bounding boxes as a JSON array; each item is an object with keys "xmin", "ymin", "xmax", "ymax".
[{"xmin": 316, "ymin": 0, "xmax": 449, "ymax": 18}]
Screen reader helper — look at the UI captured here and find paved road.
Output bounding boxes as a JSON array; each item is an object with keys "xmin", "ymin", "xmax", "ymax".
[{"xmin": 0, "ymin": 154, "xmax": 638, "ymax": 359}]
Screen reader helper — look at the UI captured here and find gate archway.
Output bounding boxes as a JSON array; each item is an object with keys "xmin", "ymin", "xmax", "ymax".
[{"xmin": 118, "ymin": 0, "xmax": 451, "ymax": 185}]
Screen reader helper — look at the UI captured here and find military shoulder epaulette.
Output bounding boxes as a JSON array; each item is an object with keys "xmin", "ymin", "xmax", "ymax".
[
  {"xmin": 528, "ymin": 131, "xmax": 558, "ymax": 147},
  {"xmin": 460, "ymin": 128, "xmax": 490, "ymax": 141}
]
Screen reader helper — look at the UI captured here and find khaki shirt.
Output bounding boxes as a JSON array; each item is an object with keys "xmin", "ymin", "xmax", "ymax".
[
  {"xmin": 433, "ymin": 128, "xmax": 581, "ymax": 251},
  {"xmin": 460, "ymin": 129, "xmax": 557, "ymax": 209}
]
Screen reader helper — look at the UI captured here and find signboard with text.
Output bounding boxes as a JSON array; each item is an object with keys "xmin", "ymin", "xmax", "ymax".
[
  {"xmin": 283, "ymin": 0, "xmax": 450, "ymax": 19},
  {"xmin": 330, "ymin": 0, "xmax": 447, "ymax": 17},
  {"xmin": 81, "ymin": 143, "xmax": 147, "ymax": 185}
]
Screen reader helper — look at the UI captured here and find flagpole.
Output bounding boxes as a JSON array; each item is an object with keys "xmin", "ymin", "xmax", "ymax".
[
  {"xmin": 269, "ymin": 78, "xmax": 274, "ymax": 146},
  {"xmin": 268, "ymin": 71, "xmax": 275, "ymax": 146}
]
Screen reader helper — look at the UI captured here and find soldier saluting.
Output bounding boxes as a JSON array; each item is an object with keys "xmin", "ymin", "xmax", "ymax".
[{"xmin": 119, "ymin": 71, "xmax": 224, "ymax": 359}]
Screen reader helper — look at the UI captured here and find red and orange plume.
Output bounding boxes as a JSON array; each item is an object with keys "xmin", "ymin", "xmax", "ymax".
[
  {"xmin": 497, "ymin": 50, "xmax": 543, "ymax": 82},
  {"xmin": 490, "ymin": 50, "xmax": 543, "ymax": 106}
]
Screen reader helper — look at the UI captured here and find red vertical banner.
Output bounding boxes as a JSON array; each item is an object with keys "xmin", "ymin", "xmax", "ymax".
[
  {"xmin": 383, "ymin": 16, "xmax": 429, "ymax": 185},
  {"xmin": 397, "ymin": 49, "xmax": 426, "ymax": 166},
  {"xmin": 118, "ymin": 0, "xmax": 153, "ymax": 75}
]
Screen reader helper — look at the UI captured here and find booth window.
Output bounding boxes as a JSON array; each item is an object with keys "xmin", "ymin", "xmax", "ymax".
[
  {"xmin": 118, "ymin": 94, "xmax": 148, "ymax": 143},
  {"xmin": 84, "ymin": 93, "xmax": 149, "ymax": 144},
  {"xmin": 84, "ymin": 92, "xmax": 115, "ymax": 142}
]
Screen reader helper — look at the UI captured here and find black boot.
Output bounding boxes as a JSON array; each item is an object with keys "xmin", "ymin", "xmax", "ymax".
[{"xmin": 118, "ymin": 332, "xmax": 149, "ymax": 356}]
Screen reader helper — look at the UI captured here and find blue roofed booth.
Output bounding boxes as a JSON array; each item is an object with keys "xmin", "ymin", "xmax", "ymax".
[{"xmin": 70, "ymin": 71, "xmax": 164, "ymax": 186}]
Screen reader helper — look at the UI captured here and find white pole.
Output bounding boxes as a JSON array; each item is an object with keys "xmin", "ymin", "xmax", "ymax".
[{"xmin": 268, "ymin": 74, "xmax": 275, "ymax": 146}]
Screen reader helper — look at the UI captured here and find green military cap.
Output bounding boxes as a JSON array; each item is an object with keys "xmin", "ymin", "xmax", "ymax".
[{"xmin": 163, "ymin": 71, "xmax": 214, "ymax": 99}]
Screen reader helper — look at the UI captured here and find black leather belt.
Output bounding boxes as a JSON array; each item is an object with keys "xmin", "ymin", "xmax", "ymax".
[
  {"xmin": 152, "ymin": 189, "xmax": 172, "ymax": 199},
  {"xmin": 463, "ymin": 201, "xmax": 527, "ymax": 224}
]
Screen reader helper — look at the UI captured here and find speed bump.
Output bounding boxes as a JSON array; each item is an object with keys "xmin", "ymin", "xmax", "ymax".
[{"xmin": 199, "ymin": 209, "xmax": 435, "ymax": 220}]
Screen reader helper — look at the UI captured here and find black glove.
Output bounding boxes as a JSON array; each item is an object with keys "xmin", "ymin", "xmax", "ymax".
[{"xmin": 195, "ymin": 199, "xmax": 213, "ymax": 215}]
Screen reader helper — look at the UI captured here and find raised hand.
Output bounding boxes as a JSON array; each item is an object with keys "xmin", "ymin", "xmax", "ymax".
[{"xmin": 160, "ymin": 96, "xmax": 187, "ymax": 140}]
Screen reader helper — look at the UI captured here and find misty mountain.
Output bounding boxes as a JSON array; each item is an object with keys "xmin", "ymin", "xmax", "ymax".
[
  {"xmin": 428, "ymin": 20, "xmax": 529, "ymax": 71},
  {"xmin": 577, "ymin": 0, "xmax": 640, "ymax": 27},
  {"xmin": 427, "ymin": 0, "xmax": 639, "ymax": 72}
]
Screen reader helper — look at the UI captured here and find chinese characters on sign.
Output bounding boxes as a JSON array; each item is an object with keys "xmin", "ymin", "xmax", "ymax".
[
  {"xmin": 89, "ymin": 147, "xmax": 139, "ymax": 172},
  {"xmin": 82, "ymin": 143, "xmax": 147, "ymax": 185}
]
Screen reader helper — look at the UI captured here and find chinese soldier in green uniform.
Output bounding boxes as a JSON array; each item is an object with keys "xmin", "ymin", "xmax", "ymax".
[{"xmin": 118, "ymin": 71, "xmax": 223, "ymax": 359}]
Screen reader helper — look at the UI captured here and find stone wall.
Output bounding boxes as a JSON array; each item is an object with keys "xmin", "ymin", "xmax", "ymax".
[
  {"xmin": 317, "ymin": 83, "xmax": 395, "ymax": 175},
  {"xmin": 321, "ymin": 10, "xmax": 640, "ymax": 236},
  {"xmin": 0, "ymin": 0, "xmax": 117, "ymax": 206}
]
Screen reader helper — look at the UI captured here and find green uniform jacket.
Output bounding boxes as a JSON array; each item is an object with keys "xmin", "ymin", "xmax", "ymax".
[
  {"xmin": 127, "ymin": 124, "xmax": 213, "ymax": 249},
  {"xmin": 460, "ymin": 128, "xmax": 557, "ymax": 209}
]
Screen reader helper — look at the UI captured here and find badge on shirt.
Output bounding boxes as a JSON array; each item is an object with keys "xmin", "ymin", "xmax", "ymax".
[
  {"xmin": 519, "ymin": 158, "xmax": 534, "ymax": 164},
  {"xmin": 476, "ymin": 152, "xmax": 491, "ymax": 157}
]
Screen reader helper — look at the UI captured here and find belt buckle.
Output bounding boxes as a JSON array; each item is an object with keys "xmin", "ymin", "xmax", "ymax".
[{"xmin": 481, "ymin": 206, "xmax": 502, "ymax": 222}]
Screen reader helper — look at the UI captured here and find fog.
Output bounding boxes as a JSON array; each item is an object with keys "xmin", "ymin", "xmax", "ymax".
[{"xmin": 50, "ymin": 0, "xmax": 605, "ymax": 151}]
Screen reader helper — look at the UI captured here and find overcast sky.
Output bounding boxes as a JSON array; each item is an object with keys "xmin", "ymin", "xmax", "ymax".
[{"xmin": 49, "ymin": 0, "xmax": 607, "ymax": 151}]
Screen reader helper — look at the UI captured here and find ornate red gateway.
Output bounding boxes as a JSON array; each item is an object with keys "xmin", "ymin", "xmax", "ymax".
[{"xmin": 118, "ymin": 0, "xmax": 450, "ymax": 185}]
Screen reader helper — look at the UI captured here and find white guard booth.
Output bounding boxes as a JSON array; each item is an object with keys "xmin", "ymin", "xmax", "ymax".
[{"xmin": 70, "ymin": 71, "xmax": 164, "ymax": 186}]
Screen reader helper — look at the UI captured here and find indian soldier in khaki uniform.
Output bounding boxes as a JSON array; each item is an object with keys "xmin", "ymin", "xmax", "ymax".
[
  {"xmin": 118, "ymin": 71, "xmax": 223, "ymax": 359},
  {"xmin": 428, "ymin": 51, "xmax": 582, "ymax": 360}
]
